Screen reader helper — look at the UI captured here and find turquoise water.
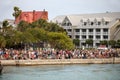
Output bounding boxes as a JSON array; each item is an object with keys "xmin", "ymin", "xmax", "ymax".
[{"xmin": 0, "ymin": 64, "xmax": 120, "ymax": 80}]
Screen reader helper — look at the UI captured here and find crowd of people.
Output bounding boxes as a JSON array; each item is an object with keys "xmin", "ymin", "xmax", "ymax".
[{"xmin": 0, "ymin": 48, "xmax": 120, "ymax": 60}]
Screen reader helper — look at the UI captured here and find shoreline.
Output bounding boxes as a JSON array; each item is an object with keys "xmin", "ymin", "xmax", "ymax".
[{"xmin": 1, "ymin": 58, "xmax": 120, "ymax": 66}]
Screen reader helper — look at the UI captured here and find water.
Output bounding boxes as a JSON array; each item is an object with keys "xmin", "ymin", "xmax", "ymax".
[{"xmin": 0, "ymin": 64, "xmax": 120, "ymax": 80}]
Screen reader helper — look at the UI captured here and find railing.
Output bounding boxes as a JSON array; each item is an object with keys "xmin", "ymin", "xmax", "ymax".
[
  {"xmin": 88, "ymin": 32, "xmax": 93, "ymax": 35},
  {"xmin": 81, "ymin": 32, "xmax": 86, "ymax": 35},
  {"xmin": 95, "ymin": 32, "xmax": 101, "ymax": 34},
  {"xmin": 103, "ymin": 32, "xmax": 108, "ymax": 35}
]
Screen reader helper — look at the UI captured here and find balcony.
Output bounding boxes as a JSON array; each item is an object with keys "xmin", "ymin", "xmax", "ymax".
[
  {"xmin": 74, "ymin": 32, "xmax": 80, "ymax": 35},
  {"xmin": 103, "ymin": 32, "xmax": 108, "ymax": 35},
  {"xmin": 81, "ymin": 38, "xmax": 86, "ymax": 40},
  {"xmin": 67, "ymin": 32, "xmax": 72, "ymax": 35},
  {"xmin": 81, "ymin": 32, "xmax": 86, "ymax": 35},
  {"xmin": 63, "ymin": 26, "xmax": 72, "ymax": 29},
  {"xmin": 95, "ymin": 32, "xmax": 101, "ymax": 35},
  {"xmin": 88, "ymin": 32, "xmax": 93, "ymax": 35}
]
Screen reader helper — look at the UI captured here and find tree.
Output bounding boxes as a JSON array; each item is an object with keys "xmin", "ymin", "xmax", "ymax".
[
  {"xmin": 48, "ymin": 32, "xmax": 74, "ymax": 49},
  {"xmin": 85, "ymin": 39, "xmax": 93, "ymax": 48},
  {"xmin": 12, "ymin": 6, "xmax": 22, "ymax": 19},
  {"xmin": 100, "ymin": 40, "xmax": 108, "ymax": 47},
  {"xmin": 17, "ymin": 21, "xmax": 30, "ymax": 32},
  {"xmin": 116, "ymin": 39, "xmax": 120, "ymax": 47},
  {"xmin": 2, "ymin": 20, "xmax": 9, "ymax": 32},
  {"xmin": 26, "ymin": 28, "xmax": 47, "ymax": 42},
  {"xmin": 47, "ymin": 22, "xmax": 64, "ymax": 32},
  {"xmin": 73, "ymin": 39, "xmax": 80, "ymax": 48},
  {"xmin": 0, "ymin": 35, "xmax": 6, "ymax": 48},
  {"xmin": 32, "ymin": 19, "xmax": 48, "ymax": 28},
  {"xmin": 108, "ymin": 40, "xmax": 116, "ymax": 48}
]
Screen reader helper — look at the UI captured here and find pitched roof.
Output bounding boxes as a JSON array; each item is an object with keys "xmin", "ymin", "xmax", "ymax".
[
  {"xmin": 15, "ymin": 10, "xmax": 48, "ymax": 24},
  {"xmin": 53, "ymin": 12, "xmax": 120, "ymax": 26}
]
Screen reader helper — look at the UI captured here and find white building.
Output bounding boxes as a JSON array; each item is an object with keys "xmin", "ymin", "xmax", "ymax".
[{"xmin": 52, "ymin": 12, "xmax": 120, "ymax": 48}]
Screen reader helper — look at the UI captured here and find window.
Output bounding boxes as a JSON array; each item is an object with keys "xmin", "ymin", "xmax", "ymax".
[
  {"xmin": 75, "ymin": 29, "xmax": 80, "ymax": 32},
  {"xmin": 84, "ymin": 22, "xmax": 87, "ymax": 26},
  {"xmin": 96, "ymin": 36, "xmax": 100, "ymax": 39},
  {"xmin": 105, "ymin": 21, "xmax": 109, "ymax": 25},
  {"xmin": 89, "ymin": 29, "xmax": 93, "ymax": 32},
  {"xmin": 96, "ymin": 29, "xmax": 100, "ymax": 32},
  {"xmin": 98, "ymin": 22, "xmax": 101, "ymax": 25},
  {"xmin": 75, "ymin": 35, "xmax": 79, "ymax": 39},
  {"xmin": 91, "ymin": 22, "xmax": 94, "ymax": 25},
  {"xmin": 82, "ymin": 35, "xmax": 86, "ymax": 39},
  {"xmin": 103, "ymin": 28, "xmax": 108, "ymax": 32},
  {"xmin": 82, "ymin": 29, "xmax": 86, "ymax": 32},
  {"xmin": 103, "ymin": 35, "xmax": 108, "ymax": 39},
  {"xmin": 67, "ymin": 23, "xmax": 72, "ymax": 26},
  {"xmin": 89, "ymin": 35, "xmax": 93, "ymax": 39},
  {"xmin": 68, "ymin": 29, "xmax": 72, "ymax": 32}
]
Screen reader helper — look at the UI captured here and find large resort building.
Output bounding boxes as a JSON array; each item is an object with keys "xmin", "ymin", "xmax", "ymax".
[{"xmin": 52, "ymin": 12, "xmax": 120, "ymax": 48}]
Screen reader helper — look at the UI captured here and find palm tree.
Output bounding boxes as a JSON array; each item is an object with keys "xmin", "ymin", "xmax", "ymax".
[
  {"xmin": 2, "ymin": 20, "xmax": 9, "ymax": 32},
  {"xmin": 116, "ymin": 39, "xmax": 120, "ymax": 47},
  {"xmin": 73, "ymin": 39, "xmax": 80, "ymax": 48},
  {"xmin": 12, "ymin": 6, "xmax": 22, "ymax": 23},
  {"xmin": 100, "ymin": 40, "xmax": 108, "ymax": 46},
  {"xmin": 108, "ymin": 40, "xmax": 116, "ymax": 48},
  {"xmin": 85, "ymin": 39, "xmax": 93, "ymax": 48}
]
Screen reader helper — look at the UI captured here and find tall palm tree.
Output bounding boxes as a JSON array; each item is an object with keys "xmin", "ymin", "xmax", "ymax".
[{"xmin": 12, "ymin": 6, "xmax": 22, "ymax": 23}]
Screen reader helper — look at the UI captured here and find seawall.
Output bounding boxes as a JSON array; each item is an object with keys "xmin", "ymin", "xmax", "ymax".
[{"xmin": 1, "ymin": 58, "xmax": 120, "ymax": 66}]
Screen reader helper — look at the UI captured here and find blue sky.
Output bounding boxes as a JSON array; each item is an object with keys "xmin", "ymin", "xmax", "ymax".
[{"xmin": 0, "ymin": 0, "xmax": 120, "ymax": 21}]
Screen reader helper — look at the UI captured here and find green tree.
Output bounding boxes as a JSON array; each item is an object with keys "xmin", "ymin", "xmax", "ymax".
[
  {"xmin": 116, "ymin": 39, "xmax": 120, "ymax": 47},
  {"xmin": 47, "ymin": 22, "xmax": 64, "ymax": 32},
  {"xmin": 2, "ymin": 20, "xmax": 9, "ymax": 32},
  {"xmin": 17, "ymin": 21, "xmax": 30, "ymax": 32},
  {"xmin": 100, "ymin": 40, "xmax": 108, "ymax": 46},
  {"xmin": 108, "ymin": 40, "xmax": 116, "ymax": 48},
  {"xmin": 48, "ymin": 32, "xmax": 74, "ymax": 49},
  {"xmin": 73, "ymin": 39, "xmax": 80, "ymax": 48},
  {"xmin": 32, "ymin": 19, "xmax": 48, "ymax": 28},
  {"xmin": 85, "ymin": 39, "xmax": 93, "ymax": 48},
  {"xmin": 0, "ymin": 35, "xmax": 6, "ymax": 48},
  {"xmin": 26, "ymin": 27, "xmax": 47, "ymax": 42},
  {"xmin": 12, "ymin": 6, "xmax": 22, "ymax": 19}
]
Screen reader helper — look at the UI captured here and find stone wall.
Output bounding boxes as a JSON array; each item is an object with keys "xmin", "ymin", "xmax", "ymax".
[{"xmin": 1, "ymin": 58, "xmax": 120, "ymax": 66}]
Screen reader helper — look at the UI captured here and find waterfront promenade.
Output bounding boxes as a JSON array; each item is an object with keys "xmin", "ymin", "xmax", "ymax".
[
  {"xmin": 1, "ymin": 48, "xmax": 120, "ymax": 66},
  {"xmin": 1, "ymin": 58, "xmax": 120, "ymax": 66}
]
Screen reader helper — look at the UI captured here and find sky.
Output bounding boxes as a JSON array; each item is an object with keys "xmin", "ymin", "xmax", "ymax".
[{"xmin": 0, "ymin": 0, "xmax": 120, "ymax": 21}]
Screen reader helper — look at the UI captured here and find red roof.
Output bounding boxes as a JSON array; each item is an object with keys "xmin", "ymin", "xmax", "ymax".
[{"xmin": 15, "ymin": 10, "xmax": 48, "ymax": 24}]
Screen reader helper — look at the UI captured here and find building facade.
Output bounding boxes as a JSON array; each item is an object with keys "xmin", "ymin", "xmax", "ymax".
[
  {"xmin": 15, "ymin": 10, "xmax": 48, "ymax": 24},
  {"xmin": 52, "ymin": 12, "xmax": 120, "ymax": 48}
]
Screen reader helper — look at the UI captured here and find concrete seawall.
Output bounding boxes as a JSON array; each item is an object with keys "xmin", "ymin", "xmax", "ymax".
[{"xmin": 1, "ymin": 58, "xmax": 120, "ymax": 66}]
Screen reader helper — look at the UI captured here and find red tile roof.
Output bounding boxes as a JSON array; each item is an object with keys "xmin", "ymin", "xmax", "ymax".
[{"xmin": 15, "ymin": 10, "xmax": 48, "ymax": 24}]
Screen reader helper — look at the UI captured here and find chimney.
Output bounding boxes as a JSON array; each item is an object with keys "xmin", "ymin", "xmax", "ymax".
[{"xmin": 33, "ymin": 10, "xmax": 35, "ymax": 21}]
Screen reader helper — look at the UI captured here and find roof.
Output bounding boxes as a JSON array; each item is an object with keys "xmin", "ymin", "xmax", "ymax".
[
  {"xmin": 52, "ymin": 15, "xmax": 66, "ymax": 23},
  {"xmin": 15, "ymin": 10, "xmax": 48, "ymax": 24},
  {"xmin": 52, "ymin": 12, "xmax": 120, "ymax": 26}
]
